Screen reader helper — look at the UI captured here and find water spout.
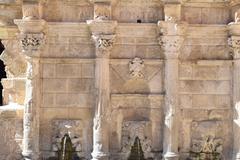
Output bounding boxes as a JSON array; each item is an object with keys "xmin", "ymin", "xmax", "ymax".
[
  {"xmin": 128, "ymin": 137, "xmax": 145, "ymax": 160},
  {"xmin": 58, "ymin": 134, "xmax": 74, "ymax": 160}
]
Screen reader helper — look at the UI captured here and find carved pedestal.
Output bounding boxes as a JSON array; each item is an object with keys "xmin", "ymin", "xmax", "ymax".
[
  {"xmin": 14, "ymin": 19, "xmax": 45, "ymax": 160},
  {"xmin": 229, "ymin": 23, "xmax": 240, "ymax": 160},
  {"xmin": 158, "ymin": 21, "xmax": 186, "ymax": 160}
]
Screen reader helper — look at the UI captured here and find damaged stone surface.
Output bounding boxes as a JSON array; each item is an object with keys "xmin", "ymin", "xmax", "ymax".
[{"xmin": 0, "ymin": 0, "xmax": 239, "ymax": 160}]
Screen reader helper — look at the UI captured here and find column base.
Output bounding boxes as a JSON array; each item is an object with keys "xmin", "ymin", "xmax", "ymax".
[
  {"xmin": 22, "ymin": 151, "xmax": 39, "ymax": 160},
  {"xmin": 164, "ymin": 152, "xmax": 179, "ymax": 160},
  {"xmin": 91, "ymin": 151, "xmax": 109, "ymax": 160},
  {"xmin": 234, "ymin": 153, "xmax": 240, "ymax": 160}
]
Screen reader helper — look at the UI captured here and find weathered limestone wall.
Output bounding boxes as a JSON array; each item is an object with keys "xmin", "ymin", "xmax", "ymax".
[
  {"xmin": 0, "ymin": 0, "xmax": 239, "ymax": 160},
  {"xmin": 179, "ymin": 60, "xmax": 233, "ymax": 159},
  {"xmin": 0, "ymin": 106, "xmax": 23, "ymax": 160},
  {"xmin": 40, "ymin": 23, "xmax": 94, "ymax": 159}
]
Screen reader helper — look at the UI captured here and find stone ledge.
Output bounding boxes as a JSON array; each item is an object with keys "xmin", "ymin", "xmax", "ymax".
[
  {"xmin": 196, "ymin": 60, "xmax": 232, "ymax": 66},
  {"xmin": 0, "ymin": 103, "xmax": 23, "ymax": 119},
  {"xmin": 183, "ymin": 2, "xmax": 229, "ymax": 7},
  {"xmin": 40, "ymin": 58, "xmax": 95, "ymax": 63},
  {"xmin": 111, "ymin": 93, "xmax": 164, "ymax": 109},
  {"xmin": 110, "ymin": 58, "xmax": 163, "ymax": 65},
  {"xmin": 187, "ymin": 24, "xmax": 228, "ymax": 37}
]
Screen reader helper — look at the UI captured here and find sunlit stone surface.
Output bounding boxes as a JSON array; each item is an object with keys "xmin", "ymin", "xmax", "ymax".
[{"xmin": 0, "ymin": 0, "xmax": 239, "ymax": 160}]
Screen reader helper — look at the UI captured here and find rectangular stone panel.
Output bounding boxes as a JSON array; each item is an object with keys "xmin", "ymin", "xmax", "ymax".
[
  {"xmin": 81, "ymin": 63, "xmax": 94, "ymax": 78},
  {"xmin": 179, "ymin": 80, "xmax": 231, "ymax": 94},
  {"xmin": 43, "ymin": 93, "xmax": 55, "ymax": 106},
  {"xmin": 55, "ymin": 93, "xmax": 94, "ymax": 107},
  {"xmin": 179, "ymin": 94, "xmax": 193, "ymax": 108},
  {"xmin": 43, "ymin": 79, "xmax": 67, "ymax": 93},
  {"xmin": 56, "ymin": 64, "xmax": 81, "ymax": 78},
  {"xmin": 182, "ymin": 7, "xmax": 230, "ymax": 24},
  {"xmin": 111, "ymin": 94, "xmax": 164, "ymax": 109},
  {"xmin": 67, "ymin": 78, "xmax": 94, "ymax": 93},
  {"xmin": 42, "ymin": 63, "xmax": 55, "ymax": 78},
  {"xmin": 113, "ymin": 1, "xmax": 163, "ymax": 23},
  {"xmin": 180, "ymin": 61, "xmax": 232, "ymax": 80}
]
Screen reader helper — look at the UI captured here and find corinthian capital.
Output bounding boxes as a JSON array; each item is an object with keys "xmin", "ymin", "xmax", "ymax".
[
  {"xmin": 19, "ymin": 33, "xmax": 45, "ymax": 57},
  {"xmin": 229, "ymin": 36, "xmax": 240, "ymax": 59},
  {"xmin": 14, "ymin": 19, "xmax": 46, "ymax": 57},
  {"xmin": 92, "ymin": 34, "xmax": 116, "ymax": 57},
  {"xmin": 159, "ymin": 35, "xmax": 184, "ymax": 59}
]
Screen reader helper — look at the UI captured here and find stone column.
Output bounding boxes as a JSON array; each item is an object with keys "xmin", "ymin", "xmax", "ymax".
[
  {"xmin": 229, "ymin": 23, "xmax": 240, "ymax": 160},
  {"xmin": 14, "ymin": 2, "xmax": 45, "ymax": 159},
  {"xmin": 87, "ymin": 4, "xmax": 117, "ymax": 156},
  {"xmin": 87, "ymin": 1, "xmax": 117, "ymax": 159},
  {"xmin": 92, "ymin": 34, "xmax": 115, "ymax": 160},
  {"xmin": 158, "ymin": 21, "xmax": 186, "ymax": 160}
]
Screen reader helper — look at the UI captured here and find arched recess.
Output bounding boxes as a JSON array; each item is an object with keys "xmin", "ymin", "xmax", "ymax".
[{"xmin": 0, "ymin": 40, "xmax": 6, "ymax": 106}]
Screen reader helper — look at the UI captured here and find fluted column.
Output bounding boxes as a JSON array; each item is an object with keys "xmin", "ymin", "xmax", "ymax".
[
  {"xmin": 14, "ymin": 2, "xmax": 45, "ymax": 159},
  {"xmin": 229, "ymin": 22, "xmax": 240, "ymax": 160},
  {"xmin": 158, "ymin": 21, "xmax": 186, "ymax": 160}
]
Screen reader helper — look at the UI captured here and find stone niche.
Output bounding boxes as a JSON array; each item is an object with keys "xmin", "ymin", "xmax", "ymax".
[
  {"xmin": 51, "ymin": 120, "xmax": 91, "ymax": 159},
  {"xmin": 121, "ymin": 121, "xmax": 153, "ymax": 159},
  {"xmin": 190, "ymin": 120, "xmax": 224, "ymax": 159}
]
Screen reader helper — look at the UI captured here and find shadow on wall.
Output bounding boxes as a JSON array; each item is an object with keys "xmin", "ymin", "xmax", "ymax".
[{"xmin": 0, "ymin": 40, "xmax": 6, "ymax": 106}]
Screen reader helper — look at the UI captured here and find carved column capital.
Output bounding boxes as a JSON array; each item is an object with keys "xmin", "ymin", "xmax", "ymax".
[
  {"xmin": 14, "ymin": 19, "xmax": 46, "ymax": 57},
  {"xmin": 159, "ymin": 35, "xmax": 184, "ymax": 59},
  {"xmin": 228, "ymin": 23, "xmax": 240, "ymax": 59},
  {"xmin": 92, "ymin": 34, "xmax": 116, "ymax": 58},
  {"xmin": 158, "ymin": 21, "xmax": 187, "ymax": 59},
  {"xmin": 229, "ymin": 36, "xmax": 240, "ymax": 59},
  {"xmin": 19, "ymin": 33, "xmax": 45, "ymax": 56}
]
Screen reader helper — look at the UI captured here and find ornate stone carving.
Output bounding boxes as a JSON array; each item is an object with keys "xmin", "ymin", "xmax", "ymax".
[
  {"xmin": 121, "ymin": 121, "xmax": 152, "ymax": 158},
  {"xmin": 52, "ymin": 120, "xmax": 83, "ymax": 156},
  {"xmin": 190, "ymin": 120, "xmax": 223, "ymax": 159},
  {"xmin": 191, "ymin": 135, "xmax": 223, "ymax": 154},
  {"xmin": 19, "ymin": 33, "xmax": 45, "ymax": 55},
  {"xmin": 165, "ymin": 16, "xmax": 177, "ymax": 23},
  {"xmin": 129, "ymin": 57, "xmax": 144, "ymax": 79},
  {"xmin": 190, "ymin": 135, "xmax": 223, "ymax": 160},
  {"xmin": 159, "ymin": 36, "xmax": 184, "ymax": 58},
  {"xmin": 228, "ymin": 36, "xmax": 240, "ymax": 59},
  {"xmin": 92, "ymin": 34, "xmax": 115, "ymax": 55}
]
